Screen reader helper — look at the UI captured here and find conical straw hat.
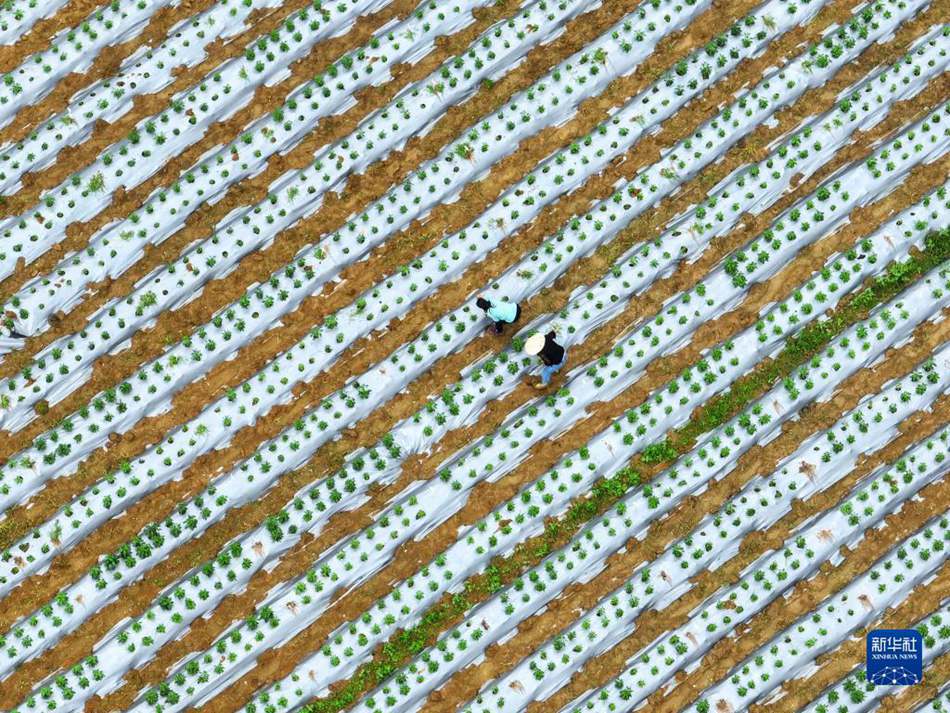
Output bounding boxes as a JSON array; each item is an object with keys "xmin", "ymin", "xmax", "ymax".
[{"xmin": 524, "ymin": 333, "xmax": 546, "ymax": 355}]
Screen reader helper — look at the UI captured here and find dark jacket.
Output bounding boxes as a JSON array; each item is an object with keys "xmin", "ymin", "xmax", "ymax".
[{"xmin": 538, "ymin": 331, "xmax": 565, "ymax": 366}]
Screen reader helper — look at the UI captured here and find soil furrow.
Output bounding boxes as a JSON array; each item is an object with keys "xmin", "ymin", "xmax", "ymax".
[
  {"xmin": 0, "ymin": 16, "xmax": 936, "ymax": 697},
  {"xmin": 0, "ymin": 0, "xmax": 764, "ymax": 387},
  {"xmin": 300, "ymin": 243, "xmax": 950, "ymax": 713},
  {"xmin": 879, "ymin": 652, "xmax": 950, "ymax": 713},
  {"xmin": 521, "ymin": 397, "xmax": 950, "ymax": 713},
  {"xmin": 0, "ymin": 0, "xmax": 224, "ymax": 153},
  {"xmin": 0, "ymin": 0, "xmax": 443, "ymax": 294},
  {"xmin": 428, "ymin": 325, "xmax": 950, "ymax": 713},
  {"xmin": 0, "ymin": 0, "xmax": 885, "ymax": 542},
  {"xmin": 0, "ymin": 0, "xmax": 111, "ymax": 73},
  {"xmin": 654, "ymin": 521, "xmax": 950, "ymax": 713}
]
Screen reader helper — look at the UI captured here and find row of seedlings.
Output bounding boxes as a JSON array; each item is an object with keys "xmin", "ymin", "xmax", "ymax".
[{"xmin": 0, "ymin": 0, "xmax": 72, "ymax": 45}]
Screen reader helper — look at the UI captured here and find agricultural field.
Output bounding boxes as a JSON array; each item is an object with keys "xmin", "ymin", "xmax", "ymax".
[{"xmin": 0, "ymin": 0, "xmax": 946, "ymax": 711}]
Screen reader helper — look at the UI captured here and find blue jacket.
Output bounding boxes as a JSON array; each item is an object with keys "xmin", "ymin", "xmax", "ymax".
[{"xmin": 487, "ymin": 301, "xmax": 518, "ymax": 323}]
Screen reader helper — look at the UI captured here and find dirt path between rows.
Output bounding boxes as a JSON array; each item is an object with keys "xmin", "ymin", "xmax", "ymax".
[
  {"xmin": 879, "ymin": 651, "xmax": 950, "ymax": 713},
  {"xmin": 0, "ymin": 0, "xmax": 656, "ymax": 377},
  {"xmin": 0, "ymin": 0, "xmax": 108, "ymax": 72},
  {"xmin": 431, "ymin": 322, "xmax": 950, "ymax": 713},
  {"xmin": 668, "ymin": 528, "xmax": 950, "ymax": 713},
  {"xmin": 0, "ymin": 12, "xmax": 936, "ymax": 703}
]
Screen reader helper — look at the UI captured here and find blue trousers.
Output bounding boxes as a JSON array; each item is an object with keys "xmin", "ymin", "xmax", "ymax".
[{"xmin": 540, "ymin": 352, "xmax": 566, "ymax": 385}]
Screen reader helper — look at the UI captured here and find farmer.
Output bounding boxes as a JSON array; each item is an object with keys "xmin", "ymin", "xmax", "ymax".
[
  {"xmin": 476, "ymin": 295, "xmax": 521, "ymax": 334},
  {"xmin": 524, "ymin": 331, "xmax": 566, "ymax": 389}
]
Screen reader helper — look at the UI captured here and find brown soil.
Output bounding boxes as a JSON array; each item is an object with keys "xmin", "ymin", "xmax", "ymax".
[
  {"xmin": 3, "ymin": 5, "xmax": 944, "ymax": 708},
  {"xmin": 0, "ymin": 6, "xmax": 936, "ymax": 700},
  {"xmin": 0, "ymin": 0, "xmax": 109, "ymax": 72},
  {"xmin": 0, "ymin": 0, "xmax": 225, "ymax": 152},
  {"xmin": 877, "ymin": 651, "xmax": 950, "ymax": 713},
  {"xmin": 0, "ymin": 0, "xmax": 758, "ymax": 391},
  {"xmin": 429, "ymin": 321, "xmax": 950, "ymax": 713},
  {"xmin": 525, "ymin": 394, "xmax": 950, "ymax": 713}
]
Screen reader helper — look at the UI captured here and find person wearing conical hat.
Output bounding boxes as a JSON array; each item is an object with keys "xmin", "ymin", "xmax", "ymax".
[
  {"xmin": 476, "ymin": 295, "xmax": 521, "ymax": 334},
  {"xmin": 524, "ymin": 330, "xmax": 566, "ymax": 389}
]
